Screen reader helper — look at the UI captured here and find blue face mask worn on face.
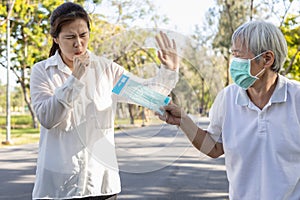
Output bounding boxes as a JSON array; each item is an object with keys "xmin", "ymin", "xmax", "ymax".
[{"xmin": 229, "ymin": 52, "xmax": 266, "ymax": 90}]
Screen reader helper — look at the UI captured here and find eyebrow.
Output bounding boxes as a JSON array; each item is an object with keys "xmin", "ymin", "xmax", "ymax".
[
  {"xmin": 62, "ymin": 31, "xmax": 89, "ymax": 37},
  {"xmin": 230, "ymin": 48, "xmax": 241, "ymax": 53},
  {"xmin": 80, "ymin": 31, "xmax": 89, "ymax": 35}
]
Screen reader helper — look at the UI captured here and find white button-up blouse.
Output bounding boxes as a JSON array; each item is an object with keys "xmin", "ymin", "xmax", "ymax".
[{"xmin": 30, "ymin": 51, "xmax": 178, "ymax": 199}]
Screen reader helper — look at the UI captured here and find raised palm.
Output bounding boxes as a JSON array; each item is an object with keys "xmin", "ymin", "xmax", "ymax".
[{"xmin": 155, "ymin": 31, "xmax": 179, "ymax": 71}]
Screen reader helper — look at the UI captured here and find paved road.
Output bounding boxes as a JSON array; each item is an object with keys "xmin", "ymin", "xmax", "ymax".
[
  {"xmin": 0, "ymin": 118, "xmax": 229, "ymax": 200},
  {"xmin": 0, "ymin": 143, "xmax": 37, "ymax": 200}
]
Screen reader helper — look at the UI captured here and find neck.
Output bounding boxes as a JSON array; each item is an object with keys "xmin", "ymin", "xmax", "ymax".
[
  {"xmin": 64, "ymin": 60, "xmax": 74, "ymax": 71},
  {"xmin": 247, "ymin": 71, "xmax": 278, "ymax": 109},
  {"xmin": 59, "ymin": 51, "xmax": 74, "ymax": 71}
]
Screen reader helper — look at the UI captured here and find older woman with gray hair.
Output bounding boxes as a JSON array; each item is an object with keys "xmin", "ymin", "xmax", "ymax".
[{"xmin": 158, "ymin": 20, "xmax": 300, "ymax": 199}]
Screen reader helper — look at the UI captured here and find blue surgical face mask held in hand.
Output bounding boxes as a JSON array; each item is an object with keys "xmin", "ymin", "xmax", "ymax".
[
  {"xmin": 112, "ymin": 74, "xmax": 171, "ymax": 115},
  {"xmin": 230, "ymin": 52, "xmax": 266, "ymax": 90}
]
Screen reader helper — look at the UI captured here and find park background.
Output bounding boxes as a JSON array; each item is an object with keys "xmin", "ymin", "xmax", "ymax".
[{"xmin": 0, "ymin": 0, "xmax": 299, "ymax": 146}]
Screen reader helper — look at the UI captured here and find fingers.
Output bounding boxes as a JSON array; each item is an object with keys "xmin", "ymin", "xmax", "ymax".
[
  {"xmin": 155, "ymin": 31, "xmax": 174, "ymax": 49},
  {"xmin": 157, "ymin": 50, "xmax": 162, "ymax": 61},
  {"xmin": 172, "ymin": 39, "xmax": 177, "ymax": 51},
  {"xmin": 156, "ymin": 106, "xmax": 182, "ymax": 126},
  {"xmin": 74, "ymin": 53, "xmax": 90, "ymax": 67},
  {"xmin": 157, "ymin": 113, "xmax": 167, "ymax": 121},
  {"xmin": 164, "ymin": 103, "xmax": 177, "ymax": 112},
  {"xmin": 161, "ymin": 32, "xmax": 171, "ymax": 48},
  {"xmin": 155, "ymin": 107, "xmax": 168, "ymax": 121},
  {"xmin": 155, "ymin": 33, "xmax": 164, "ymax": 50},
  {"xmin": 158, "ymin": 111, "xmax": 169, "ymax": 122},
  {"xmin": 72, "ymin": 53, "xmax": 90, "ymax": 80},
  {"xmin": 158, "ymin": 105, "xmax": 175, "ymax": 116}
]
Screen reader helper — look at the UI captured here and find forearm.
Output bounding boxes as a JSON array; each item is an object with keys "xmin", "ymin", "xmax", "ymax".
[
  {"xmin": 149, "ymin": 65, "xmax": 179, "ymax": 95},
  {"xmin": 152, "ymin": 65, "xmax": 179, "ymax": 95},
  {"xmin": 33, "ymin": 96, "xmax": 70, "ymax": 129},
  {"xmin": 31, "ymin": 71, "xmax": 84, "ymax": 129},
  {"xmin": 179, "ymin": 115, "xmax": 223, "ymax": 158},
  {"xmin": 127, "ymin": 65, "xmax": 178, "ymax": 96}
]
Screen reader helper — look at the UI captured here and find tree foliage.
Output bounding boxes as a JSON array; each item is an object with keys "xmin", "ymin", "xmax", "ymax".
[
  {"xmin": 88, "ymin": 0, "xmax": 169, "ymax": 123},
  {"xmin": 211, "ymin": 0, "xmax": 251, "ymax": 86},
  {"xmin": 2, "ymin": 0, "xmax": 297, "ymax": 125},
  {"xmin": 0, "ymin": 0, "xmax": 64, "ymax": 127},
  {"xmin": 255, "ymin": 0, "xmax": 300, "ymax": 79},
  {"xmin": 0, "ymin": 0, "xmax": 169, "ymax": 126},
  {"xmin": 280, "ymin": 14, "xmax": 300, "ymax": 80},
  {"xmin": 196, "ymin": 0, "xmax": 300, "ymax": 87}
]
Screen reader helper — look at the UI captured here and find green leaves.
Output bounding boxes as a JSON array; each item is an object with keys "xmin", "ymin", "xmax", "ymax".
[{"xmin": 280, "ymin": 14, "xmax": 300, "ymax": 80}]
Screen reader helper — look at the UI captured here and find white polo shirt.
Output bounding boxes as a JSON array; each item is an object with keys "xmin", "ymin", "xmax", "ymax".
[{"xmin": 207, "ymin": 75, "xmax": 300, "ymax": 200}]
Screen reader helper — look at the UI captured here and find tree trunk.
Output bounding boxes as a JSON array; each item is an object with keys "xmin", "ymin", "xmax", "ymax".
[
  {"xmin": 283, "ymin": 46, "xmax": 300, "ymax": 75},
  {"xmin": 225, "ymin": 54, "xmax": 230, "ymax": 86},
  {"xmin": 20, "ymin": 81, "xmax": 38, "ymax": 128},
  {"xmin": 128, "ymin": 103, "xmax": 134, "ymax": 124}
]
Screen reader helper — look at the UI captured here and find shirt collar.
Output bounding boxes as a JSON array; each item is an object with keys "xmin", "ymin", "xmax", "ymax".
[
  {"xmin": 45, "ymin": 51, "xmax": 72, "ymax": 75},
  {"xmin": 236, "ymin": 74, "xmax": 287, "ymax": 106}
]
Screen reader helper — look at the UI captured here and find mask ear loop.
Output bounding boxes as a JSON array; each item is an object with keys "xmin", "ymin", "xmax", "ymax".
[
  {"xmin": 254, "ymin": 68, "xmax": 266, "ymax": 78},
  {"xmin": 251, "ymin": 51, "xmax": 267, "ymax": 61},
  {"xmin": 249, "ymin": 51, "xmax": 267, "ymax": 78}
]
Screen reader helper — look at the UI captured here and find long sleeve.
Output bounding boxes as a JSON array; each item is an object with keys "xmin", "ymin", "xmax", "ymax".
[
  {"xmin": 113, "ymin": 64, "xmax": 179, "ymax": 105},
  {"xmin": 30, "ymin": 63, "xmax": 84, "ymax": 129},
  {"xmin": 125, "ymin": 65, "xmax": 179, "ymax": 96}
]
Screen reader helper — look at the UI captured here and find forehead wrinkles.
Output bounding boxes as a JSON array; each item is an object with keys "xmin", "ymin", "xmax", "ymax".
[{"xmin": 60, "ymin": 20, "xmax": 89, "ymax": 34}]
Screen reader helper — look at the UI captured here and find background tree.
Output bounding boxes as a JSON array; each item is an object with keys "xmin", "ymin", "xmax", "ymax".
[
  {"xmin": 253, "ymin": 0, "xmax": 299, "ymax": 79},
  {"xmin": 11, "ymin": 86, "xmax": 24, "ymax": 113},
  {"xmin": 89, "ymin": 0, "xmax": 169, "ymax": 124},
  {"xmin": 175, "ymin": 0, "xmax": 251, "ymax": 115},
  {"xmin": 194, "ymin": 0, "xmax": 299, "ymax": 87},
  {"xmin": 172, "ymin": 33, "xmax": 224, "ymax": 115},
  {"xmin": 1, "ymin": 0, "xmax": 169, "ymax": 126},
  {"xmin": 211, "ymin": 0, "xmax": 251, "ymax": 86},
  {"xmin": 1, "ymin": 0, "xmax": 298, "ymax": 127},
  {"xmin": 280, "ymin": 14, "xmax": 300, "ymax": 80},
  {"xmin": 0, "ymin": 0, "xmax": 64, "ymax": 128}
]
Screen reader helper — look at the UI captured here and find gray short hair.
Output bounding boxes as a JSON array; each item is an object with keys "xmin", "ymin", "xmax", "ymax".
[{"xmin": 232, "ymin": 21, "xmax": 288, "ymax": 73}]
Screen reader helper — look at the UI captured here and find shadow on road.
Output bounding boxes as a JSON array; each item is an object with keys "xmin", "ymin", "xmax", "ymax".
[
  {"xmin": 0, "ymin": 145, "xmax": 37, "ymax": 200},
  {"xmin": 119, "ymin": 156, "xmax": 228, "ymax": 200},
  {"xmin": 0, "ymin": 120, "xmax": 229, "ymax": 200},
  {"xmin": 116, "ymin": 123, "xmax": 229, "ymax": 200}
]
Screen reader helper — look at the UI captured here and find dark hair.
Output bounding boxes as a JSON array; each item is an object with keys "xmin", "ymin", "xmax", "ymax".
[{"xmin": 49, "ymin": 2, "xmax": 91, "ymax": 57}]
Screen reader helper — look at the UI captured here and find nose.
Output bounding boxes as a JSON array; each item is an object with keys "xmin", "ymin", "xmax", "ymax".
[{"xmin": 74, "ymin": 37, "xmax": 82, "ymax": 48}]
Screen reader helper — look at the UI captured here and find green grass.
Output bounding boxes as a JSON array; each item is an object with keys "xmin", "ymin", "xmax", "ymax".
[
  {"xmin": 0, "ymin": 128, "xmax": 40, "ymax": 147},
  {"xmin": 0, "ymin": 115, "xmax": 33, "ymax": 129},
  {"xmin": 0, "ymin": 114, "xmax": 163, "ymax": 148}
]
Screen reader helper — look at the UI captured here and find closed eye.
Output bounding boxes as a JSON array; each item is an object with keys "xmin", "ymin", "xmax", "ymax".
[
  {"xmin": 64, "ymin": 35, "xmax": 76, "ymax": 39},
  {"xmin": 80, "ymin": 32, "xmax": 89, "ymax": 38}
]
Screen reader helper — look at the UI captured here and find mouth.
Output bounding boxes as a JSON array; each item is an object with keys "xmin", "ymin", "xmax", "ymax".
[{"xmin": 75, "ymin": 52, "xmax": 82, "ymax": 56}]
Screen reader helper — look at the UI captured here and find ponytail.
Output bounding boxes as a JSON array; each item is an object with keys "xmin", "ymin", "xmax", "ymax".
[{"xmin": 49, "ymin": 42, "xmax": 59, "ymax": 57}]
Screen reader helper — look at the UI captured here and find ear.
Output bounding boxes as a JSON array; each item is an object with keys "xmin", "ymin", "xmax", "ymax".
[
  {"xmin": 262, "ymin": 51, "xmax": 275, "ymax": 69},
  {"xmin": 53, "ymin": 37, "xmax": 58, "ymax": 44}
]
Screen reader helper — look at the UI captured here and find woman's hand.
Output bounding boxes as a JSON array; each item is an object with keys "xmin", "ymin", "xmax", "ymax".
[
  {"xmin": 155, "ymin": 31, "xmax": 179, "ymax": 71},
  {"xmin": 72, "ymin": 53, "xmax": 90, "ymax": 80},
  {"xmin": 157, "ymin": 103, "xmax": 186, "ymax": 126}
]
